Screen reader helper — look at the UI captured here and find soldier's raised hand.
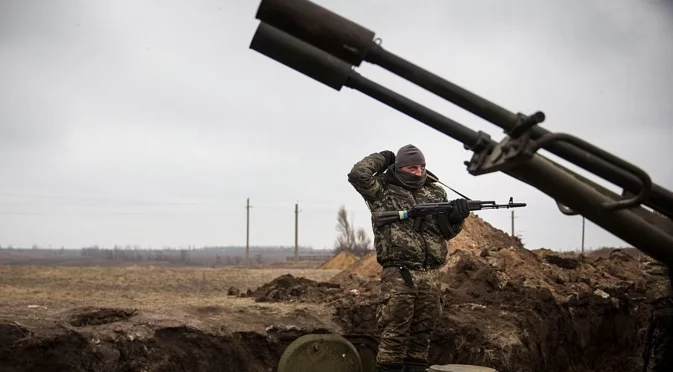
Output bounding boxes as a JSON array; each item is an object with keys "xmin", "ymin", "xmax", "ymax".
[{"xmin": 379, "ymin": 150, "xmax": 396, "ymax": 167}]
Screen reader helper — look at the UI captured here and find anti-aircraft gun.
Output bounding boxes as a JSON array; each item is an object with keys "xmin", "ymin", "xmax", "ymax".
[{"xmin": 245, "ymin": 0, "xmax": 673, "ymax": 371}]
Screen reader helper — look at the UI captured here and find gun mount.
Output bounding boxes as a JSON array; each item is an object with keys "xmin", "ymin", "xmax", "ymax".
[{"xmin": 247, "ymin": 0, "xmax": 673, "ymax": 267}]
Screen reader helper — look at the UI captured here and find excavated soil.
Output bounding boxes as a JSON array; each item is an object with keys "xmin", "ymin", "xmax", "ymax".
[
  {"xmin": 0, "ymin": 214, "xmax": 658, "ymax": 371},
  {"xmin": 318, "ymin": 251, "xmax": 360, "ymax": 270},
  {"xmin": 268, "ymin": 215, "xmax": 652, "ymax": 371},
  {"xmin": 251, "ymin": 273, "xmax": 342, "ymax": 303}
]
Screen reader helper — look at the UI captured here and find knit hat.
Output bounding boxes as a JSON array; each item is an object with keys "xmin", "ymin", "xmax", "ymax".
[{"xmin": 395, "ymin": 144, "xmax": 425, "ymax": 168}]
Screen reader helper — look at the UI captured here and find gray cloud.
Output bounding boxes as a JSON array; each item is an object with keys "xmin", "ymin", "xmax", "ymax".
[{"xmin": 1, "ymin": 0, "xmax": 671, "ymax": 251}]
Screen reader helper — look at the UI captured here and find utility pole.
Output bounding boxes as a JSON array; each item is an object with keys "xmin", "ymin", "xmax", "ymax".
[
  {"xmin": 581, "ymin": 216, "xmax": 585, "ymax": 254},
  {"xmin": 294, "ymin": 203, "xmax": 299, "ymax": 262},
  {"xmin": 511, "ymin": 210, "xmax": 515, "ymax": 236},
  {"xmin": 245, "ymin": 197, "xmax": 251, "ymax": 264}
]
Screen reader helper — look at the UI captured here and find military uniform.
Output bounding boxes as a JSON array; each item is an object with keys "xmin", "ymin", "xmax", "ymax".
[
  {"xmin": 640, "ymin": 254, "xmax": 673, "ymax": 372},
  {"xmin": 348, "ymin": 146, "xmax": 468, "ymax": 372}
]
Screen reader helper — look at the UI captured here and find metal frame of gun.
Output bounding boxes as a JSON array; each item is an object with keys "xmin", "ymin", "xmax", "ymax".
[
  {"xmin": 246, "ymin": 0, "xmax": 673, "ymax": 265},
  {"xmin": 372, "ymin": 199, "xmax": 527, "ymax": 228}
]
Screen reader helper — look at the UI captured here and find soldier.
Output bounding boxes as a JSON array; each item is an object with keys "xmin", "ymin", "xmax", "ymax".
[
  {"xmin": 348, "ymin": 145, "xmax": 470, "ymax": 372},
  {"xmin": 640, "ymin": 253, "xmax": 673, "ymax": 372}
]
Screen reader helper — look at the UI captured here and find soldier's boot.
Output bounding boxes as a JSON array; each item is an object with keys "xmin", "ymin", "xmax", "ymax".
[
  {"xmin": 402, "ymin": 357, "xmax": 428, "ymax": 372},
  {"xmin": 376, "ymin": 362, "xmax": 403, "ymax": 372}
]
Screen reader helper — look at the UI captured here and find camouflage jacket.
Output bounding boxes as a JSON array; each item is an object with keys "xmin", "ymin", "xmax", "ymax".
[{"xmin": 347, "ymin": 151, "xmax": 464, "ymax": 270}]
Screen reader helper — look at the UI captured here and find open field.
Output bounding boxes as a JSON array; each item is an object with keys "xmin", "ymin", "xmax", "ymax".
[
  {"xmin": 0, "ymin": 265, "xmax": 341, "ymax": 327},
  {"xmin": 0, "ymin": 265, "xmax": 347, "ymax": 372}
]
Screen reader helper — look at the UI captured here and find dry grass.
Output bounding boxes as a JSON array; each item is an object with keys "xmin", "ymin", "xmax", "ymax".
[{"xmin": 0, "ymin": 265, "xmax": 341, "ymax": 314}]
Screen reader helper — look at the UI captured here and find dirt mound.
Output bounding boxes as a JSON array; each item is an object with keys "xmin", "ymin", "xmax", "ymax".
[
  {"xmin": 331, "ymin": 214, "xmax": 518, "ymax": 283},
  {"xmin": 325, "ymin": 214, "xmax": 654, "ymax": 371},
  {"xmin": 251, "ymin": 273, "xmax": 343, "ymax": 303},
  {"xmin": 318, "ymin": 251, "xmax": 360, "ymax": 270},
  {"xmin": 446, "ymin": 213, "xmax": 520, "ymax": 252},
  {"xmin": 330, "ymin": 247, "xmax": 649, "ymax": 371},
  {"xmin": 585, "ymin": 247, "xmax": 640, "ymax": 259},
  {"xmin": 67, "ymin": 307, "xmax": 138, "ymax": 327},
  {"xmin": 330, "ymin": 252, "xmax": 380, "ymax": 284},
  {"xmin": 429, "ymin": 246, "xmax": 648, "ymax": 371}
]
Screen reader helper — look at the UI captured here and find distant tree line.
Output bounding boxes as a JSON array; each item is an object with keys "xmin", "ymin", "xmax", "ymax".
[{"xmin": 79, "ymin": 245, "xmax": 264, "ymax": 266}]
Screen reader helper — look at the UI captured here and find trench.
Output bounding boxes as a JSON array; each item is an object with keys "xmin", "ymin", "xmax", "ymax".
[
  {"xmin": 0, "ymin": 292, "xmax": 648, "ymax": 372},
  {"xmin": 0, "ymin": 323, "xmax": 292, "ymax": 372}
]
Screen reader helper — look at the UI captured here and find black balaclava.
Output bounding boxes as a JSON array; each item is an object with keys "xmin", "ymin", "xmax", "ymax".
[{"xmin": 387, "ymin": 144, "xmax": 427, "ymax": 190}]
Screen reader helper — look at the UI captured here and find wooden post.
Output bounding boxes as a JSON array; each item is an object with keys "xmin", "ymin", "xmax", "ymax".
[
  {"xmin": 511, "ymin": 210, "xmax": 515, "ymax": 236},
  {"xmin": 294, "ymin": 203, "xmax": 299, "ymax": 262},
  {"xmin": 246, "ymin": 198, "xmax": 251, "ymax": 264},
  {"xmin": 581, "ymin": 216, "xmax": 585, "ymax": 253}
]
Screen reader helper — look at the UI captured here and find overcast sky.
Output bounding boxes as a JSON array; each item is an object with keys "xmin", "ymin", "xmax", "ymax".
[{"xmin": 1, "ymin": 0, "xmax": 671, "ymax": 252}]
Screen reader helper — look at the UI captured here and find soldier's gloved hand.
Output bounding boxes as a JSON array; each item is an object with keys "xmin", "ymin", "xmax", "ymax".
[
  {"xmin": 448, "ymin": 199, "xmax": 470, "ymax": 223},
  {"xmin": 379, "ymin": 150, "xmax": 396, "ymax": 169}
]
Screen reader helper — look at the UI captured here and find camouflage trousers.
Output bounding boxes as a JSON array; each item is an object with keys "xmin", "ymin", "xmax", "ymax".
[
  {"xmin": 376, "ymin": 266, "xmax": 442, "ymax": 365},
  {"xmin": 647, "ymin": 297, "xmax": 673, "ymax": 372}
]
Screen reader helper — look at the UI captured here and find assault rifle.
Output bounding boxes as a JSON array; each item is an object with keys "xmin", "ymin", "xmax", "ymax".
[
  {"xmin": 247, "ymin": 0, "xmax": 673, "ymax": 266},
  {"xmin": 372, "ymin": 198, "xmax": 527, "ymax": 228}
]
